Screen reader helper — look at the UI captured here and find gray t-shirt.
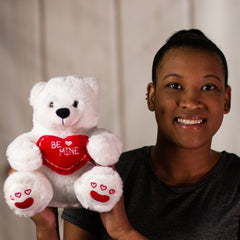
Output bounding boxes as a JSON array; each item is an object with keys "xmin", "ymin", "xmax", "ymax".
[{"xmin": 62, "ymin": 147, "xmax": 240, "ymax": 239}]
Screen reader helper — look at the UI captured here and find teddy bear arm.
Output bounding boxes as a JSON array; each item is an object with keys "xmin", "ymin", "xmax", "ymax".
[
  {"xmin": 6, "ymin": 132, "xmax": 42, "ymax": 171},
  {"xmin": 87, "ymin": 129, "xmax": 123, "ymax": 166}
]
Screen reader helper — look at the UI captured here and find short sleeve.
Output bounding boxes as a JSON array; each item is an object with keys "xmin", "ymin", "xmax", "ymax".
[{"xmin": 62, "ymin": 208, "xmax": 102, "ymax": 234}]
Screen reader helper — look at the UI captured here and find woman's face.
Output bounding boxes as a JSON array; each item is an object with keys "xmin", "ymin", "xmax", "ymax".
[{"xmin": 147, "ymin": 47, "xmax": 231, "ymax": 149}]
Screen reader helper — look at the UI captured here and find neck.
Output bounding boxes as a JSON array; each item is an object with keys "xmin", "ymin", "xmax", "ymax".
[
  {"xmin": 151, "ymin": 141, "xmax": 221, "ymax": 187},
  {"xmin": 32, "ymin": 124, "xmax": 90, "ymax": 138}
]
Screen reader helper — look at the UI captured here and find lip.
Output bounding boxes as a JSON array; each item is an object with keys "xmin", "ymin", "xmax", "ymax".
[{"xmin": 175, "ymin": 116, "xmax": 206, "ymax": 130}]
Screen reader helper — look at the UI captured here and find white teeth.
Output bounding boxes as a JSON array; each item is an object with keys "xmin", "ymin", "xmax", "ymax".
[{"xmin": 177, "ymin": 118, "xmax": 203, "ymax": 125}]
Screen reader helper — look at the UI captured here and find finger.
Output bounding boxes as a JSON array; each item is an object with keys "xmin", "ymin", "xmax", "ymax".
[{"xmin": 8, "ymin": 167, "xmax": 17, "ymax": 176}]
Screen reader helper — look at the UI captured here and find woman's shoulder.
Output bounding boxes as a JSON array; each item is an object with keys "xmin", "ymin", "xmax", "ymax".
[
  {"xmin": 119, "ymin": 146, "xmax": 151, "ymax": 161},
  {"xmin": 219, "ymin": 151, "xmax": 240, "ymax": 180},
  {"xmin": 221, "ymin": 151, "xmax": 240, "ymax": 164},
  {"xmin": 116, "ymin": 146, "xmax": 152, "ymax": 181}
]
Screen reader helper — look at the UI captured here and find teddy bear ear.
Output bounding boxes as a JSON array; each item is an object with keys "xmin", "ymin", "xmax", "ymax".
[
  {"xmin": 82, "ymin": 77, "xmax": 99, "ymax": 97},
  {"xmin": 29, "ymin": 81, "xmax": 47, "ymax": 106}
]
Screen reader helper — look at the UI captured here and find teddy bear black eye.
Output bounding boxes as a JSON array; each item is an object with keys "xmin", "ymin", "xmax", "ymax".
[
  {"xmin": 49, "ymin": 102, "xmax": 54, "ymax": 108},
  {"xmin": 73, "ymin": 100, "xmax": 78, "ymax": 108}
]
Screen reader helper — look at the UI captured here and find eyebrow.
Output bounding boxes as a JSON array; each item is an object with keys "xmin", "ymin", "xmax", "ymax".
[
  {"xmin": 163, "ymin": 73, "xmax": 183, "ymax": 80},
  {"xmin": 203, "ymin": 74, "xmax": 221, "ymax": 82},
  {"xmin": 163, "ymin": 73, "xmax": 221, "ymax": 82}
]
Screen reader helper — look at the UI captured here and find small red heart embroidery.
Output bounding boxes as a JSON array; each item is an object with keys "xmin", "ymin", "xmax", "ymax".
[
  {"xmin": 15, "ymin": 192, "xmax": 21, "ymax": 198},
  {"xmin": 37, "ymin": 135, "xmax": 91, "ymax": 175},
  {"xmin": 91, "ymin": 182, "xmax": 97, "ymax": 188},
  {"xmin": 100, "ymin": 184, "xmax": 107, "ymax": 191},
  {"xmin": 109, "ymin": 189, "xmax": 115, "ymax": 194},
  {"xmin": 65, "ymin": 141, "xmax": 72, "ymax": 146},
  {"xmin": 24, "ymin": 189, "xmax": 32, "ymax": 195}
]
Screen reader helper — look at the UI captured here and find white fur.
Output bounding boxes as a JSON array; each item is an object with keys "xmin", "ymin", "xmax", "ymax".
[
  {"xmin": 4, "ymin": 76, "xmax": 123, "ymax": 217},
  {"xmin": 6, "ymin": 132, "xmax": 42, "ymax": 171},
  {"xmin": 87, "ymin": 128, "xmax": 123, "ymax": 166},
  {"xmin": 4, "ymin": 171, "xmax": 53, "ymax": 217},
  {"xmin": 74, "ymin": 166, "xmax": 123, "ymax": 212}
]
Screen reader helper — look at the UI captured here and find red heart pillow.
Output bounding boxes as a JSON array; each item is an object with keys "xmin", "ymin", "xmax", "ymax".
[{"xmin": 36, "ymin": 135, "xmax": 91, "ymax": 175}]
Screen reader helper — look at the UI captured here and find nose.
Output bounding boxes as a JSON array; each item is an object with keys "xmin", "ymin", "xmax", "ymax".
[
  {"xmin": 178, "ymin": 90, "xmax": 203, "ymax": 110},
  {"xmin": 56, "ymin": 108, "xmax": 70, "ymax": 119}
]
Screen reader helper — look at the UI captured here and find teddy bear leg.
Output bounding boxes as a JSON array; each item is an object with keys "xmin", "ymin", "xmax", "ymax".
[
  {"xmin": 74, "ymin": 166, "xmax": 123, "ymax": 212},
  {"xmin": 3, "ymin": 171, "xmax": 53, "ymax": 217}
]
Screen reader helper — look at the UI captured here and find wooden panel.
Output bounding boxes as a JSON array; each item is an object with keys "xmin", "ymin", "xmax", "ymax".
[
  {"xmin": 119, "ymin": 0, "xmax": 191, "ymax": 149},
  {"xmin": 192, "ymin": 0, "xmax": 240, "ymax": 154},
  {"xmin": 42, "ymin": 0, "xmax": 122, "ymax": 135},
  {"xmin": 0, "ymin": 1, "xmax": 40, "ymax": 239},
  {"xmin": 0, "ymin": 1, "xmax": 118, "ymax": 239}
]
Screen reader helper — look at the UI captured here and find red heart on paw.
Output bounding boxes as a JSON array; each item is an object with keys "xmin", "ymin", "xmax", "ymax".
[
  {"xmin": 109, "ymin": 189, "xmax": 115, "ymax": 194},
  {"xmin": 24, "ymin": 189, "xmax": 32, "ymax": 195},
  {"xmin": 15, "ymin": 192, "xmax": 21, "ymax": 198},
  {"xmin": 91, "ymin": 182, "xmax": 97, "ymax": 188},
  {"xmin": 37, "ymin": 135, "xmax": 91, "ymax": 175},
  {"xmin": 100, "ymin": 184, "xmax": 107, "ymax": 191}
]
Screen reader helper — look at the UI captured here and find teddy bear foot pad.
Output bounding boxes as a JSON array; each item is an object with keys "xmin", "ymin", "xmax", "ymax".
[
  {"xmin": 74, "ymin": 166, "xmax": 123, "ymax": 212},
  {"xmin": 4, "ymin": 171, "xmax": 53, "ymax": 217}
]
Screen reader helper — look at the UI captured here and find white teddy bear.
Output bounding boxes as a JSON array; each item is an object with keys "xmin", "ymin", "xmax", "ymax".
[{"xmin": 4, "ymin": 76, "xmax": 123, "ymax": 217}]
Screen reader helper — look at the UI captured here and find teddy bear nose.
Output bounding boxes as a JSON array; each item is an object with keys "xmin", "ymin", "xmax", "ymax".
[{"xmin": 56, "ymin": 108, "xmax": 70, "ymax": 119}]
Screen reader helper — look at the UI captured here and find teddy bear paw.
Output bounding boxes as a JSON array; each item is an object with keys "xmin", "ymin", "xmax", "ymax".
[
  {"xmin": 74, "ymin": 166, "xmax": 123, "ymax": 212},
  {"xmin": 7, "ymin": 140, "xmax": 43, "ymax": 171},
  {"xmin": 4, "ymin": 171, "xmax": 53, "ymax": 217},
  {"xmin": 87, "ymin": 132, "xmax": 123, "ymax": 166}
]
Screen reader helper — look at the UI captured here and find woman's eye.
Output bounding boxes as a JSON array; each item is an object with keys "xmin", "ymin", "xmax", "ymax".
[
  {"xmin": 202, "ymin": 84, "xmax": 216, "ymax": 91},
  {"xmin": 167, "ymin": 83, "xmax": 182, "ymax": 89}
]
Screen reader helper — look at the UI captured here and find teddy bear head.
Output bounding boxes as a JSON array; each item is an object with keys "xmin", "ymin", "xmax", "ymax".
[{"xmin": 29, "ymin": 76, "xmax": 99, "ymax": 134}]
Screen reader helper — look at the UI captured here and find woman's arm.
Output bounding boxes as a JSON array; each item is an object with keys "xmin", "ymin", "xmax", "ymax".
[
  {"xmin": 63, "ymin": 219, "xmax": 99, "ymax": 240},
  {"xmin": 100, "ymin": 197, "xmax": 148, "ymax": 240},
  {"xmin": 33, "ymin": 207, "xmax": 101, "ymax": 240},
  {"xmin": 32, "ymin": 208, "xmax": 60, "ymax": 240},
  {"xmin": 63, "ymin": 196, "xmax": 148, "ymax": 240}
]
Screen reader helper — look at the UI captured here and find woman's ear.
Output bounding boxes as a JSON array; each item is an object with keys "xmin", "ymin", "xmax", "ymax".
[
  {"xmin": 147, "ymin": 82, "xmax": 155, "ymax": 111},
  {"xmin": 224, "ymin": 85, "xmax": 231, "ymax": 114}
]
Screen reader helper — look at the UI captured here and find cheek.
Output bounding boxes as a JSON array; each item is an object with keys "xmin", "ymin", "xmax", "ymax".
[
  {"xmin": 154, "ymin": 106, "xmax": 176, "ymax": 132},
  {"xmin": 214, "ymin": 109, "xmax": 225, "ymax": 124},
  {"xmin": 154, "ymin": 96, "xmax": 176, "ymax": 117},
  {"xmin": 207, "ymin": 105, "xmax": 225, "ymax": 134}
]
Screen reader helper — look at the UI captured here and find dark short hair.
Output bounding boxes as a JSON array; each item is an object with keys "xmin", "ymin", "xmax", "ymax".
[{"xmin": 152, "ymin": 29, "xmax": 228, "ymax": 87}]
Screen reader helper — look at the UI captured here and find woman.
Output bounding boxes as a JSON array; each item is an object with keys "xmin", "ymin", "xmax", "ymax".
[{"xmin": 34, "ymin": 29, "xmax": 240, "ymax": 240}]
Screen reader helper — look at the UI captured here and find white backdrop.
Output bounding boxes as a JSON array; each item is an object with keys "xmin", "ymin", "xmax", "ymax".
[{"xmin": 1, "ymin": 0, "xmax": 240, "ymax": 239}]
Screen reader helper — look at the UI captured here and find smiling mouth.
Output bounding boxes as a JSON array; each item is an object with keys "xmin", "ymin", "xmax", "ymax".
[
  {"xmin": 176, "ymin": 118, "xmax": 205, "ymax": 125},
  {"xmin": 90, "ymin": 191, "xmax": 110, "ymax": 203},
  {"xmin": 15, "ymin": 197, "xmax": 34, "ymax": 209}
]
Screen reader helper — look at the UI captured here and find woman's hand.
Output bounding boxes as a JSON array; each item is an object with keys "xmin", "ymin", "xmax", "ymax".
[
  {"xmin": 8, "ymin": 168, "xmax": 59, "ymax": 239},
  {"xmin": 100, "ymin": 196, "xmax": 148, "ymax": 240},
  {"xmin": 31, "ymin": 207, "xmax": 60, "ymax": 240}
]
